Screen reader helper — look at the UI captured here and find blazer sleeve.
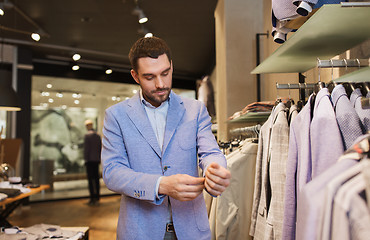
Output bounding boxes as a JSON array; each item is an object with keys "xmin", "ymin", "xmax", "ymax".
[
  {"xmin": 101, "ymin": 109, "xmax": 164, "ymax": 205},
  {"xmin": 196, "ymin": 102, "xmax": 227, "ymax": 172}
]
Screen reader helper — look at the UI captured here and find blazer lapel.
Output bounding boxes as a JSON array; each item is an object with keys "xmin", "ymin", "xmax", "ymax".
[
  {"xmin": 162, "ymin": 92, "xmax": 185, "ymax": 154},
  {"xmin": 126, "ymin": 93, "xmax": 162, "ymax": 157}
]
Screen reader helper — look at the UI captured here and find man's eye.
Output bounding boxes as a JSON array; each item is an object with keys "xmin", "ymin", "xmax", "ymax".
[
  {"xmin": 145, "ymin": 76, "xmax": 154, "ymax": 80},
  {"xmin": 162, "ymin": 72, "xmax": 169, "ymax": 76}
]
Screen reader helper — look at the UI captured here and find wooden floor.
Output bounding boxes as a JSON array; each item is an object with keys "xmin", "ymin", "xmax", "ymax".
[{"xmin": 7, "ymin": 195, "xmax": 121, "ymax": 240}]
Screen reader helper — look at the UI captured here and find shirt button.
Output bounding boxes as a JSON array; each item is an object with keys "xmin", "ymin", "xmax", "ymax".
[{"xmin": 164, "ymin": 166, "xmax": 168, "ymax": 171}]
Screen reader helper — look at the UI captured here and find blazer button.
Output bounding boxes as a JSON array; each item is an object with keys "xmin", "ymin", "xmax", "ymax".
[{"xmin": 163, "ymin": 166, "xmax": 168, "ymax": 171}]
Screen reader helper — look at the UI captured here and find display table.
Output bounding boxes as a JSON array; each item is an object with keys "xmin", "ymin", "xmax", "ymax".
[
  {"xmin": 62, "ymin": 227, "xmax": 89, "ymax": 240},
  {"xmin": 0, "ymin": 185, "xmax": 49, "ymax": 227}
]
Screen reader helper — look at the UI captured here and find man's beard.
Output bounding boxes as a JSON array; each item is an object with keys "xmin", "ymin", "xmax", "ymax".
[{"xmin": 145, "ymin": 88, "xmax": 170, "ymax": 106}]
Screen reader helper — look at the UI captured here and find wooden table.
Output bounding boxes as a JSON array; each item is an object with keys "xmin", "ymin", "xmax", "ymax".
[{"xmin": 0, "ymin": 185, "xmax": 49, "ymax": 227}]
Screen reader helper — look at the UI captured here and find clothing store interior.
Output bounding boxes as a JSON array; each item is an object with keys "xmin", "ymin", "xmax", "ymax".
[{"xmin": 0, "ymin": 0, "xmax": 369, "ymax": 239}]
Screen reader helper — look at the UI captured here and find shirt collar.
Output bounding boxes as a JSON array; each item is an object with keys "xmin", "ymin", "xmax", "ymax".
[{"xmin": 140, "ymin": 89, "xmax": 170, "ymax": 109}]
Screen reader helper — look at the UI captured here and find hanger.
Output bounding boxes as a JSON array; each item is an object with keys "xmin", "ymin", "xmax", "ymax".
[
  {"xmin": 275, "ymin": 82, "xmax": 282, "ymax": 106},
  {"xmin": 286, "ymin": 83, "xmax": 294, "ymax": 109},
  {"xmin": 327, "ymin": 59, "xmax": 338, "ymax": 93},
  {"xmin": 314, "ymin": 59, "xmax": 326, "ymax": 94}
]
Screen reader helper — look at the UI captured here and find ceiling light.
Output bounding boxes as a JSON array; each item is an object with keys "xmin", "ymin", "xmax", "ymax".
[
  {"xmin": 0, "ymin": 3, "xmax": 4, "ymax": 16},
  {"xmin": 72, "ymin": 53, "xmax": 81, "ymax": 61},
  {"xmin": 74, "ymin": 100, "xmax": 80, "ymax": 104},
  {"xmin": 132, "ymin": 89, "xmax": 138, "ymax": 94},
  {"xmin": 72, "ymin": 93, "xmax": 81, "ymax": 98},
  {"xmin": 56, "ymin": 92, "xmax": 63, "ymax": 98},
  {"xmin": 125, "ymin": 97, "xmax": 130, "ymax": 100},
  {"xmin": 116, "ymin": 97, "xmax": 121, "ymax": 101},
  {"xmin": 31, "ymin": 32, "xmax": 41, "ymax": 42},
  {"xmin": 46, "ymin": 84, "xmax": 52, "ymax": 89},
  {"xmin": 48, "ymin": 98, "xmax": 54, "ymax": 103},
  {"xmin": 138, "ymin": 25, "xmax": 153, "ymax": 38},
  {"xmin": 112, "ymin": 96, "xmax": 117, "ymax": 101},
  {"xmin": 41, "ymin": 103, "xmax": 48, "ymax": 108},
  {"xmin": 132, "ymin": 6, "xmax": 148, "ymax": 24},
  {"xmin": 105, "ymin": 68, "xmax": 112, "ymax": 75},
  {"xmin": 61, "ymin": 105, "xmax": 67, "ymax": 110},
  {"xmin": 138, "ymin": 11, "xmax": 148, "ymax": 24},
  {"xmin": 41, "ymin": 91, "xmax": 50, "ymax": 97},
  {"xmin": 72, "ymin": 65, "xmax": 80, "ymax": 71},
  {"xmin": 145, "ymin": 32, "xmax": 153, "ymax": 38}
]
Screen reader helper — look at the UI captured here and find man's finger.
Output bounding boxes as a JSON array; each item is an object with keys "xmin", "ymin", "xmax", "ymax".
[{"xmin": 207, "ymin": 166, "xmax": 231, "ymax": 179}]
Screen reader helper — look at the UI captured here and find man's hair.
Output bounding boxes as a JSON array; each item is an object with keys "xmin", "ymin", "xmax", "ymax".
[{"xmin": 128, "ymin": 37, "xmax": 172, "ymax": 72}]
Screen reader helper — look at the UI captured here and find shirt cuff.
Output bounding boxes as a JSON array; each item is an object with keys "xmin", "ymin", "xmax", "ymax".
[{"xmin": 155, "ymin": 176, "xmax": 166, "ymax": 200}]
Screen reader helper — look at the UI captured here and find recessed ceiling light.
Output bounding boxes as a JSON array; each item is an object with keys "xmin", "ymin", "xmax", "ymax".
[
  {"xmin": 105, "ymin": 68, "xmax": 112, "ymax": 74},
  {"xmin": 72, "ymin": 54, "xmax": 81, "ymax": 61},
  {"xmin": 48, "ymin": 98, "xmax": 54, "ymax": 103},
  {"xmin": 31, "ymin": 33, "xmax": 41, "ymax": 42},
  {"xmin": 46, "ymin": 84, "xmax": 52, "ymax": 89},
  {"xmin": 72, "ymin": 65, "xmax": 80, "ymax": 71},
  {"xmin": 74, "ymin": 100, "xmax": 80, "ymax": 104}
]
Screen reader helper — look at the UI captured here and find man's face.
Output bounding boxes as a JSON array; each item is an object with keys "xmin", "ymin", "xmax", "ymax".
[{"xmin": 130, "ymin": 54, "xmax": 172, "ymax": 107}]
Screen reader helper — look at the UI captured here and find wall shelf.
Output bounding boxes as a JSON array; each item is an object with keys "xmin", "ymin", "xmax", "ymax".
[
  {"xmin": 251, "ymin": 4, "xmax": 370, "ymax": 74},
  {"xmin": 334, "ymin": 66, "xmax": 370, "ymax": 83}
]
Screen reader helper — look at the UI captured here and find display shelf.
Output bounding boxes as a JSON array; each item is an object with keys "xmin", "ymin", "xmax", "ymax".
[
  {"xmin": 252, "ymin": 4, "xmax": 370, "ymax": 74},
  {"xmin": 227, "ymin": 112, "xmax": 270, "ymax": 123},
  {"xmin": 334, "ymin": 66, "xmax": 370, "ymax": 83}
]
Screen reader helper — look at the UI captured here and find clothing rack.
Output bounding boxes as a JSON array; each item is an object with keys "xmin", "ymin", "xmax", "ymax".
[
  {"xmin": 276, "ymin": 83, "xmax": 315, "ymax": 89},
  {"xmin": 316, "ymin": 58, "xmax": 370, "ymax": 68},
  {"xmin": 230, "ymin": 124, "xmax": 261, "ymax": 136}
]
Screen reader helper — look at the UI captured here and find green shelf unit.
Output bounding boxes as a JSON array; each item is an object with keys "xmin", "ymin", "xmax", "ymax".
[
  {"xmin": 334, "ymin": 66, "xmax": 370, "ymax": 83},
  {"xmin": 251, "ymin": 4, "xmax": 370, "ymax": 74}
]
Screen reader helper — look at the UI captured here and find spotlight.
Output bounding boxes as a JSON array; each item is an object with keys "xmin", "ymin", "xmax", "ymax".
[
  {"xmin": 72, "ymin": 65, "xmax": 80, "ymax": 71},
  {"xmin": 56, "ymin": 92, "xmax": 63, "ymax": 98},
  {"xmin": 46, "ymin": 84, "xmax": 52, "ymax": 89},
  {"xmin": 74, "ymin": 100, "xmax": 80, "ymax": 104},
  {"xmin": 72, "ymin": 53, "xmax": 81, "ymax": 61},
  {"xmin": 138, "ymin": 26, "xmax": 153, "ymax": 38},
  {"xmin": 145, "ymin": 32, "xmax": 153, "ymax": 38},
  {"xmin": 138, "ymin": 11, "xmax": 148, "ymax": 24},
  {"xmin": 48, "ymin": 98, "xmax": 54, "ymax": 103},
  {"xmin": 31, "ymin": 32, "xmax": 41, "ymax": 42},
  {"xmin": 105, "ymin": 68, "xmax": 112, "ymax": 75},
  {"xmin": 0, "ymin": 3, "xmax": 4, "ymax": 16},
  {"xmin": 132, "ymin": 6, "xmax": 148, "ymax": 24}
]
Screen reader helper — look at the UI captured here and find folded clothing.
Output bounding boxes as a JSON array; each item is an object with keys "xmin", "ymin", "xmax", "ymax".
[{"xmin": 0, "ymin": 188, "xmax": 21, "ymax": 198}]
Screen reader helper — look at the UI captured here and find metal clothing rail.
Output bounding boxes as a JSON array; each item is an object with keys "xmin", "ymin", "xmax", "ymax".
[
  {"xmin": 276, "ymin": 83, "xmax": 315, "ymax": 89},
  {"xmin": 317, "ymin": 58, "xmax": 370, "ymax": 68},
  {"xmin": 230, "ymin": 124, "xmax": 261, "ymax": 135}
]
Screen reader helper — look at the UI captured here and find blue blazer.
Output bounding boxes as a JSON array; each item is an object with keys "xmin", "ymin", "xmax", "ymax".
[{"xmin": 101, "ymin": 91, "xmax": 226, "ymax": 240}]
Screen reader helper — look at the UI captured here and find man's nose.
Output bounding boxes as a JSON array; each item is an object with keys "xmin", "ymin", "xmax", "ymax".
[{"xmin": 155, "ymin": 77, "xmax": 165, "ymax": 89}]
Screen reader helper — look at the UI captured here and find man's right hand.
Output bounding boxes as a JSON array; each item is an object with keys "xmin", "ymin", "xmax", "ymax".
[{"xmin": 158, "ymin": 174, "xmax": 205, "ymax": 201}]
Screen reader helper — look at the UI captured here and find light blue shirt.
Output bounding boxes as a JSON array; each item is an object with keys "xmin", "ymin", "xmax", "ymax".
[
  {"xmin": 140, "ymin": 91, "xmax": 169, "ymax": 151},
  {"xmin": 139, "ymin": 90, "xmax": 169, "ymax": 201}
]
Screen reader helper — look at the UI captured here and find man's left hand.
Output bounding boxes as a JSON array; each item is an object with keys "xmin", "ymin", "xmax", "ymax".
[{"xmin": 204, "ymin": 162, "xmax": 231, "ymax": 197}]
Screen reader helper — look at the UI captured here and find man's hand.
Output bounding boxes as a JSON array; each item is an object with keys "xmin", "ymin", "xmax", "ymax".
[
  {"xmin": 158, "ymin": 174, "xmax": 205, "ymax": 201},
  {"xmin": 205, "ymin": 162, "xmax": 231, "ymax": 197}
]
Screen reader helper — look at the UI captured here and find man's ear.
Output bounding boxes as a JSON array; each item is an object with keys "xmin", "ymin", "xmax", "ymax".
[{"xmin": 130, "ymin": 69, "xmax": 140, "ymax": 84}]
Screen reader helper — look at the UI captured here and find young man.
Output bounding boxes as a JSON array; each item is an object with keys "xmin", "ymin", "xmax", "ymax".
[{"xmin": 101, "ymin": 37, "xmax": 230, "ymax": 240}]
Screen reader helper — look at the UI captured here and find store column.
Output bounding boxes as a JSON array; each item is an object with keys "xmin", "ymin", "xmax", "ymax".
[
  {"xmin": 15, "ymin": 48, "xmax": 33, "ymax": 180},
  {"xmin": 215, "ymin": 0, "xmax": 263, "ymax": 141}
]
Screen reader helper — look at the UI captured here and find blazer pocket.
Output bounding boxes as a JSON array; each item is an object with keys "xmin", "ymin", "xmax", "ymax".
[
  {"xmin": 178, "ymin": 120, "xmax": 197, "ymax": 150},
  {"xmin": 192, "ymin": 195, "xmax": 210, "ymax": 231},
  {"xmin": 258, "ymin": 205, "xmax": 265, "ymax": 218}
]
